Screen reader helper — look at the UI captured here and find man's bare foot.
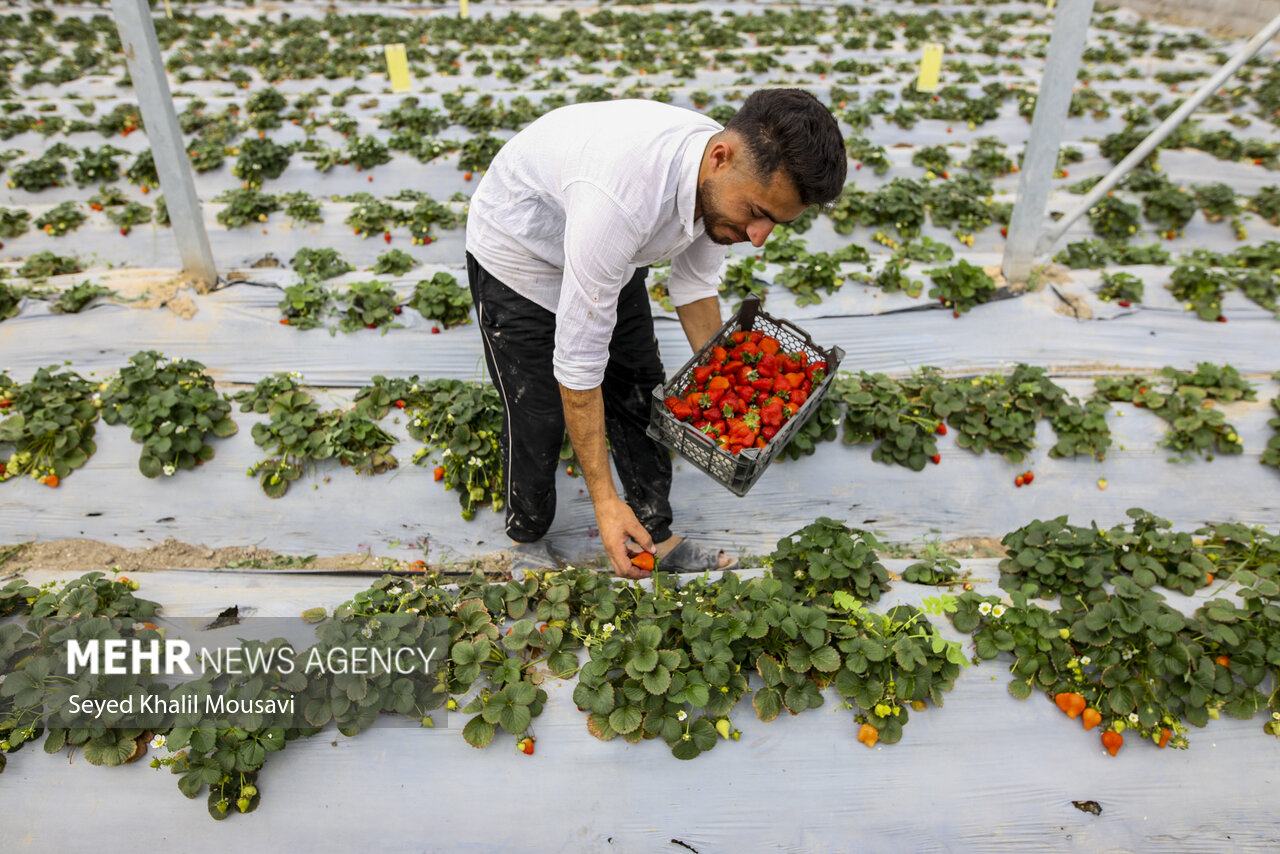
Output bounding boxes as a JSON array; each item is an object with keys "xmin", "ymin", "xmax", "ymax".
[{"xmin": 653, "ymin": 535, "xmax": 734, "ymax": 570}]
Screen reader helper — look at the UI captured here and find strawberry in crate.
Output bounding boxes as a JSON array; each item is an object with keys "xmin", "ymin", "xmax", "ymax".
[{"xmin": 663, "ymin": 330, "xmax": 827, "ymax": 455}]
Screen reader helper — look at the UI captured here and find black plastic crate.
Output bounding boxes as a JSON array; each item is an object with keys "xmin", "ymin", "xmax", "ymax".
[{"xmin": 646, "ymin": 297, "xmax": 845, "ymax": 497}]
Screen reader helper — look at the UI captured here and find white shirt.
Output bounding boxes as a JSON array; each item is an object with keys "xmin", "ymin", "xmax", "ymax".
[{"xmin": 464, "ymin": 99, "xmax": 727, "ymax": 391}]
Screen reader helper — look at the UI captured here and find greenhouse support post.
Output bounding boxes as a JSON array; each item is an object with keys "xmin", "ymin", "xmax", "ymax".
[
  {"xmin": 1002, "ymin": 0, "xmax": 1096, "ymax": 285},
  {"xmin": 1030, "ymin": 9, "xmax": 1280, "ymax": 257},
  {"xmin": 111, "ymin": 0, "xmax": 217, "ymax": 290}
]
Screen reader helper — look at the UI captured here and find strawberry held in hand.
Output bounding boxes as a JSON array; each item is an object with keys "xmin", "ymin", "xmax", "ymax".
[{"xmin": 663, "ymin": 332, "xmax": 822, "ymax": 456}]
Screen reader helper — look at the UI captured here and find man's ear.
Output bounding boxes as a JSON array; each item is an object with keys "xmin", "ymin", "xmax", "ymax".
[{"xmin": 708, "ymin": 133, "xmax": 736, "ymax": 174}]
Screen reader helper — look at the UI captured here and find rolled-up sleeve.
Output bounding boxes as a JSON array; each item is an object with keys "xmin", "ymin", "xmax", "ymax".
[
  {"xmin": 666, "ymin": 235, "xmax": 727, "ymax": 307},
  {"xmin": 553, "ymin": 181, "xmax": 644, "ymax": 391}
]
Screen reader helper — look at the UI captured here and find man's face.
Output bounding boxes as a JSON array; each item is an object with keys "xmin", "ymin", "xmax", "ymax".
[{"xmin": 696, "ymin": 160, "xmax": 807, "ymax": 248}]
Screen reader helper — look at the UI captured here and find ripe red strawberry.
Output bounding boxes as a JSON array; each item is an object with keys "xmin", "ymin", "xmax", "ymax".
[
  {"xmin": 930, "ymin": 454, "xmax": 941, "ymax": 465},
  {"xmin": 517, "ymin": 736, "xmax": 535, "ymax": 755},
  {"xmin": 1023, "ymin": 471, "xmax": 1034, "ymax": 484},
  {"xmin": 1117, "ymin": 300, "xmax": 1131, "ymax": 307},
  {"xmin": 935, "ymin": 423, "xmax": 947, "ymax": 435},
  {"xmin": 393, "ymin": 305, "xmax": 403, "ymax": 315},
  {"xmin": 433, "ymin": 466, "xmax": 445, "ymax": 481},
  {"xmin": 1015, "ymin": 475, "xmax": 1024, "ymax": 487},
  {"xmin": 365, "ymin": 323, "xmax": 377, "ymax": 329},
  {"xmin": 394, "ymin": 399, "xmax": 406, "ymax": 409},
  {"xmin": 384, "ymin": 232, "xmax": 391, "ymax": 243},
  {"xmin": 1216, "ymin": 316, "xmax": 1227, "ymax": 323},
  {"xmin": 431, "ymin": 327, "xmax": 440, "ymax": 334}
]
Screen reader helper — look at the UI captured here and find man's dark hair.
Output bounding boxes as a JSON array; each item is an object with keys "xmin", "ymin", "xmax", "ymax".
[{"xmin": 723, "ymin": 88, "xmax": 847, "ymax": 207}]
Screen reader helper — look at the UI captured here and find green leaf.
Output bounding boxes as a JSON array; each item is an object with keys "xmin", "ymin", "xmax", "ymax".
[
  {"xmin": 753, "ymin": 686, "xmax": 782, "ymax": 722},
  {"xmin": 462, "ymin": 715, "xmax": 495, "ymax": 749},
  {"xmin": 609, "ymin": 705, "xmax": 643, "ymax": 735}
]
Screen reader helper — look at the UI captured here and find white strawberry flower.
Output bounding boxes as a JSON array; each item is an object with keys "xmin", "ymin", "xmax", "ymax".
[
  {"xmin": 149, "ymin": 734, "xmax": 166, "ymax": 749},
  {"xmin": 978, "ymin": 602, "xmax": 993, "ymax": 615},
  {"xmin": 162, "ymin": 464, "xmax": 176, "ymax": 477},
  {"xmin": 677, "ymin": 710, "xmax": 688, "ymax": 722},
  {"xmin": 1081, "ymin": 655, "xmax": 1092, "ymax": 666},
  {"xmin": 991, "ymin": 604, "xmax": 1006, "ymax": 618},
  {"xmin": 1128, "ymin": 712, "xmax": 1139, "ymax": 724}
]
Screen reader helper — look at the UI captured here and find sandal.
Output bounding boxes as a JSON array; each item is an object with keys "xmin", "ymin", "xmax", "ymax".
[
  {"xmin": 508, "ymin": 540, "xmax": 559, "ymax": 579},
  {"xmin": 659, "ymin": 537, "xmax": 739, "ymax": 573}
]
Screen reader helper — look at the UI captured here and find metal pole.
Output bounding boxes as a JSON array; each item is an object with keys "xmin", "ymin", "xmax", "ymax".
[
  {"xmin": 1002, "ymin": 0, "xmax": 1096, "ymax": 285},
  {"xmin": 1034, "ymin": 10, "xmax": 1280, "ymax": 256},
  {"xmin": 111, "ymin": 0, "xmax": 217, "ymax": 290}
]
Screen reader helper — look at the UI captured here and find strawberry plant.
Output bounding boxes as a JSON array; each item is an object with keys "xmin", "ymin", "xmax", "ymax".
[
  {"xmin": 1143, "ymin": 185, "xmax": 1197, "ymax": 234},
  {"xmin": 17, "ymin": 251, "xmax": 80, "ymax": 280},
  {"xmin": 336, "ymin": 280, "xmax": 400, "ymax": 333},
  {"xmin": 1088, "ymin": 196, "xmax": 1141, "ymax": 240},
  {"xmin": 1264, "ymin": 372, "xmax": 1280, "ymax": 471},
  {"xmin": 1167, "ymin": 262, "xmax": 1232, "ymax": 321},
  {"xmin": 7, "ymin": 151, "xmax": 67, "ymax": 192},
  {"xmin": 845, "ymin": 136, "xmax": 891, "ymax": 175},
  {"xmin": 0, "ymin": 207, "xmax": 31, "ymax": 239},
  {"xmin": 835, "ymin": 369, "xmax": 944, "ymax": 471},
  {"xmin": 99, "ymin": 351, "xmax": 238, "ymax": 478},
  {"xmin": 346, "ymin": 134, "xmax": 391, "ymax": 171},
  {"xmin": 71, "ymin": 144, "xmax": 126, "ymax": 186},
  {"xmin": 396, "ymin": 197, "xmax": 461, "ymax": 244},
  {"xmin": 1093, "ymin": 366, "xmax": 1248, "ymax": 461},
  {"xmin": 291, "ymin": 247, "xmax": 352, "ymax": 281},
  {"xmin": 1193, "ymin": 183, "xmax": 1239, "ymax": 223},
  {"xmin": 370, "ymin": 249, "xmax": 417, "ymax": 277},
  {"xmin": 105, "ymin": 201, "xmax": 152, "ymax": 234},
  {"xmin": 926, "ymin": 258, "xmax": 996, "ymax": 315},
  {"xmin": 902, "ymin": 543, "xmax": 964, "ymax": 586},
  {"xmin": 1097, "ymin": 271, "xmax": 1144, "ymax": 305},
  {"xmin": 214, "ymin": 188, "xmax": 280, "ymax": 229},
  {"xmin": 770, "ymin": 517, "xmax": 891, "ymax": 603},
  {"xmin": 231, "ymin": 138, "xmax": 293, "ymax": 187},
  {"xmin": 241, "ymin": 386, "xmax": 397, "ymax": 498},
  {"xmin": 457, "ymin": 134, "xmax": 505, "ymax": 174},
  {"xmin": 721, "ymin": 255, "xmax": 768, "ymax": 309},
  {"xmin": 49, "ymin": 281, "xmax": 121, "ymax": 314},
  {"xmin": 0, "ymin": 283, "xmax": 21, "ymax": 322},
  {"xmin": 277, "ymin": 279, "xmax": 332, "ymax": 331},
  {"xmin": 911, "ymin": 145, "xmax": 951, "ymax": 173},
  {"xmin": 33, "ymin": 201, "xmax": 86, "ymax": 237},
  {"xmin": 344, "ymin": 195, "xmax": 396, "ymax": 238},
  {"xmin": 409, "ymin": 272, "xmax": 472, "ymax": 328},
  {"xmin": 405, "ymin": 379, "xmax": 503, "ymax": 520},
  {"xmin": 186, "ymin": 139, "xmax": 227, "ymax": 173},
  {"xmin": 0, "ymin": 365, "xmax": 99, "ymax": 485},
  {"xmin": 946, "ymin": 364, "xmax": 1072, "ymax": 463},
  {"xmin": 963, "ymin": 136, "xmax": 1013, "ymax": 178},
  {"xmin": 1048, "ymin": 399, "xmax": 1113, "ymax": 461},
  {"xmin": 1249, "ymin": 187, "xmax": 1280, "ymax": 225},
  {"xmin": 280, "ymin": 191, "xmax": 322, "ymax": 225}
]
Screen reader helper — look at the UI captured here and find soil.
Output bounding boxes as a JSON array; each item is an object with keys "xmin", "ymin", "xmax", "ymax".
[
  {"xmin": 938, "ymin": 537, "xmax": 1007, "ymax": 559},
  {"xmin": 0, "ymin": 536, "xmax": 511, "ymax": 578},
  {"xmin": 0, "ymin": 536, "xmax": 1006, "ymax": 576}
]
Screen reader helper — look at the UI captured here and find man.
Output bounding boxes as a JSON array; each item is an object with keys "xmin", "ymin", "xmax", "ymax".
[{"xmin": 464, "ymin": 88, "xmax": 846, "ymax": 579}]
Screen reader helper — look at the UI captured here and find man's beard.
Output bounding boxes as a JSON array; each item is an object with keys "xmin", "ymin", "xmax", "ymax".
[{"xmin": 696, "ymin": 176, "xmax": 745, "ymax": 246}]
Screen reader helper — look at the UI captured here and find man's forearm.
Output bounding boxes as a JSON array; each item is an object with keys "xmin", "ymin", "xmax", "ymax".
[
  {"xmin": 559, "ymin": 384, "xmax": 618, "ymax": 506},
  {"xmin": 675, "ymin": 295, "xmax": 724, "ymax": 353}
]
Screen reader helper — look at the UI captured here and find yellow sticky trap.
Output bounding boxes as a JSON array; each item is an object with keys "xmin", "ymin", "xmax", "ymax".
[
  {"xmin": 916, "ymin": 43, "xmax": 943, "ymax": 93},
  {"xmin": 384, "ymin": 43, "xmax": 412, "ymax": 93},
  {"xmin": 460, "ymin": 0, "xmax": 469, "ymax": 18}
]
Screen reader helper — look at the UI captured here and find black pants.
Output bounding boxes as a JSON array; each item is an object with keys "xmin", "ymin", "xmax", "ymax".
[{"xmin": 466, "ymin": 251, "xmax": 674, "ymax": 545}]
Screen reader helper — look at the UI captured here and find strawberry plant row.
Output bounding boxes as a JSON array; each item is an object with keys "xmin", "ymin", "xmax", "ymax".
[{"xmin": 1, "ymin": 509, "xmax": 1277, "ymax": 818}]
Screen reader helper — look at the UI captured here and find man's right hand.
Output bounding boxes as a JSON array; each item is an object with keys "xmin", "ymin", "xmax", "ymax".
[{"xmin": 596, "ymin": 496, "xmax": 655, "ymax": 579}]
